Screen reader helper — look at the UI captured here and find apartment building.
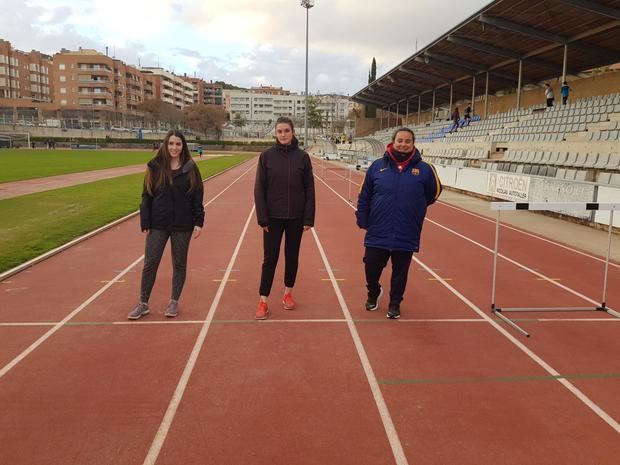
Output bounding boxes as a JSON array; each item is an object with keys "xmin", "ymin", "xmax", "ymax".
[
  {"xmin": 140, "ymin": 67, "xmax": 193, "ymax": 109},
  {"xmin": 225, "ymin": 88, "xmax": 354, "ymax": 131},
  {"xmin": 225, "ymin": 88, "xmax": 306, "ymax": 124},
  {"xmin": 0, "ymin": 39, "xmax": 53, "ymax": 102},
  {"xmin": 181, "ymin": 77, "xmax": 224, "ymax": 107},
  {"xmin": 250, "ymin": 85, "xmax": 290, "ymax": 96}
]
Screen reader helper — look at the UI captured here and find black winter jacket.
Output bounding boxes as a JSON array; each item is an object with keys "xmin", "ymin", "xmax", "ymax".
[
  {"xmin": 254, "ymin": 137, "xmax": 315, "ymax": 227},
  {"xmin": 140, "ymin": 158, "xmax": 205, "ymax": 232}
]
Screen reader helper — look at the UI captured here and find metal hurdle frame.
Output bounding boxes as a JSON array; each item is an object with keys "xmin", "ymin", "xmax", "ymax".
[
  {"xmin": 318, "ymin": 156, "xmax": 356, "ymax": 203},
  {"xmin": 491, "ymin": 202, "xmax": 620, "ymax": 337}
]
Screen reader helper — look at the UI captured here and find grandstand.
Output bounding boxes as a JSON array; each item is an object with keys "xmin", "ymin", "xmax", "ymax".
[{"xmin": 346, "ymin": 0, "xmax": 620, "ymax": 226}]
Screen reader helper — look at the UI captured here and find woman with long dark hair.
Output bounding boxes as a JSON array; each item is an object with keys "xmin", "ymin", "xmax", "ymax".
[
  {"xmin": 128, "ymin": 130, "xmax": 204, "ymax": 319},
  {"xmin": 254, "ymin": 116, "xmax": 315, "ymax": 320}
]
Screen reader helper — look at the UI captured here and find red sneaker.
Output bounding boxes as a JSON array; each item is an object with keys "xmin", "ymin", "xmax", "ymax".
[
  {"xmin": 255, "ymin": 301, "xmax": 269, "ymax": 320},
  {"xmin": 282, "ymin": 293, "xmax": 296, "ymax": 310}
]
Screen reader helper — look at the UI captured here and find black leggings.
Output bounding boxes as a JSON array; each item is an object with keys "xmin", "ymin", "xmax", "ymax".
[
  {"xmin": 364, "ymin": 247, "xmax": 413, "ymax": 305},
  {"xmin": 140, "ymin": 229, "xmax": 193, "ymax": 303},
  {"xmin": 259, "ymin": 218, "xmax": 304, "ymax": 297}
]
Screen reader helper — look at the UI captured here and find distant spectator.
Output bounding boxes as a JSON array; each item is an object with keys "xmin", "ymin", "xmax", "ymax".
[
  {"xmin": 544, "ymin": 83, "xmax": 554, "ymax": 108},
  {"xmin": 561, "ymin": 81, "xmax": 571, "ymax": 105},
  {"xmin": 463, "ymin": 104, "xmax": 472, "ymax": 126},
  {"xmin": 448, "ymin": 107, "xmax": 460, "ymax": 133},
  {"xmin": 197, "ymin": 145, "xmax": 204, "ymax": 158}
]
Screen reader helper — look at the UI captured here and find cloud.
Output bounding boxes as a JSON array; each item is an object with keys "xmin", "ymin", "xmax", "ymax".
[{"xmin": 1, "ymin": 0, "xmax": 491, "ymax": 94}]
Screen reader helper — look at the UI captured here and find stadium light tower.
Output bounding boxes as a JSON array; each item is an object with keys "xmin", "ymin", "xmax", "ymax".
[{"xmin": 301, "ymin": 0, "xmax": 314, "ymax": 148}]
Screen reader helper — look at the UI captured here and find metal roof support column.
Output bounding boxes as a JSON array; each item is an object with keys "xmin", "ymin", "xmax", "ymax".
[
  {"xmin": 471, "ymin": 75, "xmax": 476, "ymax": 114},
  {"xmin": 516, "ymin": 60, "xmax": 523, "ymax": 109},
  {"xmin": 417, "ymin": 96, "xmax": 421, "ymax": 125},
  {"xmin": 405, "ymin": 98, "xmax": 409, "ymax": 125},
  {"xmin": 387, "ymin": 104, "xmax": 391, "ymax": 128},
  {"xmin": 396, "ymin": 102, "xmax": 400, "ymax": 127},
  {"xmin": 484, "ymin": 71, "xmax": 490, "ymax": 118},
  {"xmin": 449, "ymin": 83, "xmax": 453, "ymax": 113},
  {"xmin": 562, "ymin": 44, "xmax": 568, "ymax": 83},
  {"xmin": 431, "ymin": 89, "xmax": 436, "ymax": 123},
  {"xmin": 380, "ymin": 107, "xmax": 383, "ymax": 130}
]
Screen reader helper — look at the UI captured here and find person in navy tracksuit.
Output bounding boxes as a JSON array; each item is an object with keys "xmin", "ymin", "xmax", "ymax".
[{"xmin": 356, "ymin": 127, "xmax": 442, "ymax": 319}]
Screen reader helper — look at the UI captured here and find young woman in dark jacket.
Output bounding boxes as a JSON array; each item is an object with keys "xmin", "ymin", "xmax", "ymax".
[
  {"xmin": 128, "ymin": 130, "xmax": 204, "ymax": 320},
  {"xmin": 254, "ymin": 116, "xmax": 315, "ymax": 319}
]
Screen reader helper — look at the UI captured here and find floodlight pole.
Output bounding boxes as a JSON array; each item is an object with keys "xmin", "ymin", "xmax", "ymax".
[{"xmin": 301, "ymin": 0, "xmax": 315, "ymax": 149}]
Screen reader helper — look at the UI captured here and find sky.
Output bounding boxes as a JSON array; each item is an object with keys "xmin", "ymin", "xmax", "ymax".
[{"xmin": 0, "ymin": 0, "xmax": 491, "ymax": 95}]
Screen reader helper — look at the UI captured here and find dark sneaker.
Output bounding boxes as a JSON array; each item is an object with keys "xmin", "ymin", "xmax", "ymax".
[
  {"xmin": 387, "ymin": 303, "xmax": 401, "ymax": 319},
  {"xmin": 365, "ymin": 287, "xmax": 383, "ymax": 311},
  {"xmin": 165, "ymin": 300, "xmax": 179, "ymax": 318},
  {"xmin": 128, "ymin": 302, "xmax": 149, "ymax": 320}
]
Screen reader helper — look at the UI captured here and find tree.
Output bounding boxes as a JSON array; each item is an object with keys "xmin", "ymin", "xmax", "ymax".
[
  {"xmin": 306, "ymin": 95, "xmax": 323, "ymax": 129},
  {"xmin": 138, "ymin": 99, "xmax": 183, "ymax": 128},
  {"xmin": 369, "ymin": 57, "xmax": 377, "ymax": 83},
  {"xmin": 233, "ymin": 113, "xmax": 247, "ymax": 133},
  {"xmin": 184, "ymin": 104, "xmax": 227, "ymax": 139},
  {"xmin": 366, "ymin": 57, "xmax": 377, "ymax": 118}
]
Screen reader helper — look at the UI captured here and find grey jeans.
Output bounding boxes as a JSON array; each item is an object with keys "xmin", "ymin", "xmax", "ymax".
[{"xmin": 140, "ymin": 229, "xmax": 193, "ymax": 303}]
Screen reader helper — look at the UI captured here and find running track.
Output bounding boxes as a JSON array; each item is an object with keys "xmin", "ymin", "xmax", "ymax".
[{"xmin": 0, "ymin": 157, "xmax": 619, "ymax": 464}]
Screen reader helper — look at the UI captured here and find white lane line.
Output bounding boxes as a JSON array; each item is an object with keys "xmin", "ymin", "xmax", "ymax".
[
  {"xmin": 426, "ymin": 217, "xmax": 617, "ymax": 311},
  {"xmin": 0, "ymin": 164, "xmax": 255, "ymax": 380},
  {"xmin": 0, "ymin": 255, "xmax": 144, "ymax": 380},
  {"xmin": 318, "ymin": 171, "xmax": 614, "ymax": 309},
  {"xmin": 436, "ymin": 200, "xmax": 620, "ymax": 269},
  {"xmin": 0, "ymin": 322, "xmax": 57, "ymax": 327},
  {"xmin": 310, "ymin": 226, "xmax": 409, "ymax": 465},
  {"xmin": 316, "ymin": 173, "xmax": 620, "ymax": 435},
  {"xmin": 142, "ymin": 205, "xmax": 255, "ymax": 465},
  {"xmin": 321, "ymin": 164, "xmax": 620, "ymax": 270},
  {"xmin": 412, "ymin": 256, "xmax": 620, "ymax": 434},
  {"xmin": 0, "ymin": 160, "xmax": 256, "ymax": 282},
  {"xmin": 3, "ymin": 317, "xmax": 618, "ymax": 328}
]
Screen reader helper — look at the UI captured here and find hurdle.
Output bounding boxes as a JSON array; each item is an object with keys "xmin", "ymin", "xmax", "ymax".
[{"xmin": 490, "ymin": 202, "xmax": 620, "ymax": 337}]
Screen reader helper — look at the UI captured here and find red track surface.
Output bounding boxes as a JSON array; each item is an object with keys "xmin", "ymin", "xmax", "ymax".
[{"xmin": 1, "ymin": 158, "xmax": 619, "ymax": 464}]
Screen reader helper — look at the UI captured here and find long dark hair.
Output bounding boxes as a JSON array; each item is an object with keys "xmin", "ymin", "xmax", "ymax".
[{"xmin": 144, "ymin": 130, "xmax": 199, "ymax": 194}]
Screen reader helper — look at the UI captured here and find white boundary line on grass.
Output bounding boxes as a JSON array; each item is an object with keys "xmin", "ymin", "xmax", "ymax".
[
  {"xmin": 310, "ymin": 226, "xmax": 409, "ymax": 465},
  {"xmin": 0, "ymin": 164, "xmax": 256, "ymax": 380},
  {"xmin": 0, "ymin": 159, "xmax": 256, "ymax": 281},
  {"xmin": 142, "ymin": 205, "xmax": 255, "ymax": 465},
  {"xmin": 315, "ymin": 173, "xmax": 620, "ymax": 435}
]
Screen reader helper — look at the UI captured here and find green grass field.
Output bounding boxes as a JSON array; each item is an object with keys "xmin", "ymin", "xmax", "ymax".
[
  {"xmin": 0, "ymin": 154, "xmax": 254, "ymax": 273},
  {"xmin": 0, "ymin": 149, "xmax": 257, "ymax": 183},
  {"xmin": 0, "ymin": 149, "xmax": 157, "ymax": 183}
]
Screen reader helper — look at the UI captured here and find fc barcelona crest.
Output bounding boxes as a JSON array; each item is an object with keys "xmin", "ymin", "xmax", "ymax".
[{"xmin": 411, "ymin": 168, "xmax": 420, "ymax": 175}]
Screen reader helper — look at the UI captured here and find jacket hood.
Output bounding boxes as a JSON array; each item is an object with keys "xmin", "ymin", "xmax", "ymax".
[{"xmin": 275, "ymin": 136, "xmax": 300, "ymax": 152}]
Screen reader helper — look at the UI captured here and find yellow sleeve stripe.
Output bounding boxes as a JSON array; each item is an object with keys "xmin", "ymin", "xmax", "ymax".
[{"xmin": 428, "ymin": 163, "xmax": 442, "ymax": 199}]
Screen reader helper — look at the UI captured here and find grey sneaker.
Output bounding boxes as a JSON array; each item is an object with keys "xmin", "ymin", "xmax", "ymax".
[
  {"xmin": 128, "ymin": 302, "xmax": 149, "ymax": 320},
  {"xmin": 165, "ymin": 300, "xmax": 179, "ymax": 318}
]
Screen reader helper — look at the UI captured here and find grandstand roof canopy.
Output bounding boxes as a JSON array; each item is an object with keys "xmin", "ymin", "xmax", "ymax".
[{"xmin": 352, "ymin": 0, "xmax": 620, "ymax": 112}]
